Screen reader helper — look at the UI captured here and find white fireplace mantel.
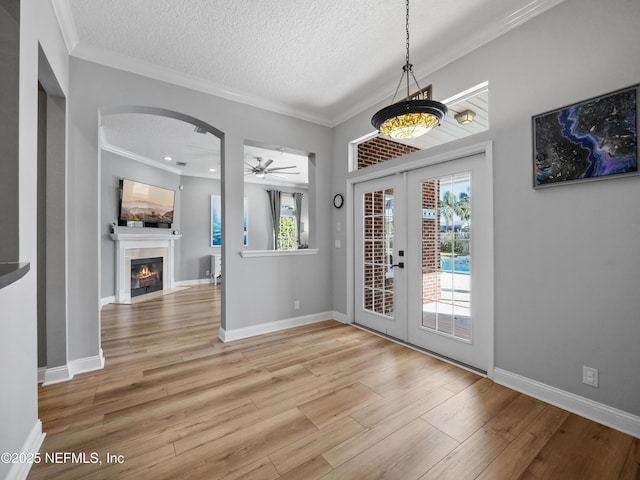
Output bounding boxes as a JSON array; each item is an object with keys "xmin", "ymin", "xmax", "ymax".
[{"xmin": 110, "ymin": 232, "xmax": 182, "ymax": 303}]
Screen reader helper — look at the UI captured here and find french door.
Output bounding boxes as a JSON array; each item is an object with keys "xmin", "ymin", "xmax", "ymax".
[
  {"xmin": 354, "ymin": 176, "xmax": 407, "ymax": 340},
  {"xmin": 354, "ymin": 153, "xmax": 493, "ymax": 372}
]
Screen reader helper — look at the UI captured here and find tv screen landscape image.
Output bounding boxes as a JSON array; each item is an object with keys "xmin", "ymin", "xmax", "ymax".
[{"xmin": 119, "ymin": 179, "xmax": 175, "ymax": 227}]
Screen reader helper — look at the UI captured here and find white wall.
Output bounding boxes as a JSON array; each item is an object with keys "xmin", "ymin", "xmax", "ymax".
[
  {"xmin": 0, "ymin": 0, "xmax": 69, "ymax": 477},
  {"xmin": 332, "ymin": 0, "xmax": 640, "ymax": 418}
]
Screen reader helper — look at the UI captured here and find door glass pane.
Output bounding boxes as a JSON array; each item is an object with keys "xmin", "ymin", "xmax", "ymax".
[
  {"xmin": 421, "ymin": 173, "xmax": 471, "ymax": 341},
  {"xmin": 363, "ymin": 189, "xmax": 394, "ymax": 318}
]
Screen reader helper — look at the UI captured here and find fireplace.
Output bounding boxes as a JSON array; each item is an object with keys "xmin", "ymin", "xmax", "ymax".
[
  {"xmin": 130, "ymin": 257, "xmax": 163, "ymax": 297},
  {"xmin": 110, "ymin": 232, "xmax": 180, "ymax": 303}
]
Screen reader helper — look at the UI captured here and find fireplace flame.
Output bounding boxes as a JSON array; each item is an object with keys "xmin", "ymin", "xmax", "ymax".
[{"xmin": 138, "ymin": 266, "xmax": 153, "ymax": 279}]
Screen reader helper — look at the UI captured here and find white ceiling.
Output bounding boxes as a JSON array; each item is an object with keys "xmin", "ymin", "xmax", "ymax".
[
  {"xmin": 56, "ymin": 0, "xmax": 562, "ymax": 126},
  {"xmin": 100, "ymin": 113, "xmax": 310, "ymax": 186},
  {"xmin": 60, "ymin": 0, "xmax": 561, "ymax": 180}
]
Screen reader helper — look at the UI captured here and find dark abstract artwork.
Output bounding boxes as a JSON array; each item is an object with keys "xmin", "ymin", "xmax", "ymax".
[{"xmin": 533, "ymin": 85, "xmax": 638, "ymax": 187}]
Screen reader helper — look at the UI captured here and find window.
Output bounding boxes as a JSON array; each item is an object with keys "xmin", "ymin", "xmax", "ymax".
[
  {"xmin": 350, "ymin": 82, "xmax": 489, "ymax": 172},
  {"xmin": 278, "ymin": 194, "xmax": 296, "ymax": 250}
]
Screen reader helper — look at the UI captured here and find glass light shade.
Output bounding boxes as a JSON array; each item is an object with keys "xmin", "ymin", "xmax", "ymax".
[
  {"xmin": 379, "ymin": 112, "xmax": 440, "ymax": 139},
  {"xmin": 372, "ymin": 100, "xmax": 448, "ymax": 140},
  {"xmin": 256, "ymin": 172, "xmax": 265, "ymax": 178}
]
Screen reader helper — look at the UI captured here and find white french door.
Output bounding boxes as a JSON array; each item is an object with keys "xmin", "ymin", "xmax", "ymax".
[
  {"xmin": 354, "ymin": 152, "xmax": 493, "ymax": 372},
  {"xmin": 354, "ymin": 175, "xmax": 406, "ymax": 340},
  {"xmin": 406, "ymin": 153, "xmax": 492, "ymax": 371}
]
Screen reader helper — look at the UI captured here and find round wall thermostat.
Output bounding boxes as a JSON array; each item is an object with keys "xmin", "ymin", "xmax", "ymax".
[{"xmin": 333, "ymin": 194, "xmax": 344, "ymax": 209}]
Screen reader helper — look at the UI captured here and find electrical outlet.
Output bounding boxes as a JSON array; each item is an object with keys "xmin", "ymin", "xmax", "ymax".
[
  {"xmin": 294, "ymin": 300, "xmax": 300, "ymax": 310},
  {"xmin": 583, "ymin": 366, "xmax": 598, "ymax": 387},
  {"xmin": 205, "ymin": 270, "xmax": 210, "ymax": 277}
]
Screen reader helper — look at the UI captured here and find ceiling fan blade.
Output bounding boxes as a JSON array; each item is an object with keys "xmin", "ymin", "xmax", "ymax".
[
  {"xmin": 269, "ymin": 171, "xmax": 300, "ymax": 175},
  {"xmin": 267, "ymin": 166, "xmax": 297, "ymax": 171},
  {"xmin": 262, "ymin": 159, "xmax": 274, "ymax": 168},
  {"xmin": 244, "ymin": 161, "xmax": 255, "ymax": 168}
]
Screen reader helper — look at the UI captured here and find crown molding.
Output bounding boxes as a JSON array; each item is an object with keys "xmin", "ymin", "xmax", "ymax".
[
  {"xmin": 50, "ymin": 0, "xmax": 78, "ymax": 54},
  {"xmin": 71, "ymin": 43, "xmax": 334, "ymax": 127},
  {"xmin": 54, "ymin": 0, "xmax": 564, "ymax": 128},
  {"xmin": 332, "ymin": 0, "xmax": 566, "ymax": 127},
  {"xmin": 100, "ymin": 142, "xmax": 183, "ymax": 176}
]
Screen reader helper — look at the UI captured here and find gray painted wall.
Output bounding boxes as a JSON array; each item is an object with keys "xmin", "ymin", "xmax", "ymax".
[
  {"xmin": 100, "ymin": 150, "xmax": 182, "ymax": 297},
  {"xmin": 175, "ymin": 175, "xmax": 219, "ymax": 281},
  {"xmin": 44, "ymin": 90, "xmax": 68, "ymax": 370},
  {"xmin": 37, "ymin": 54, "xmax": 68, "ymax": 372},
  {"xmin": 70, "ymin": 56, "xmax": 332, "ymax": 359},
  {"xmin": 332, "ymin": 0, "xmax": 640, "ymax": 416},
  {"xmin": 37, "ymin": 87, "xmax": 47, "ymax": 368},
  {"xmin": 0, "ymin": 0, "xmax": 69, "ymax": 477},
  {"xmin": 0, "ymin": 1, "xmax": 20, "ymax": 261},
  {"xmin": 100, "ymin": 156, "xmax": 311, "ymax": 293}
]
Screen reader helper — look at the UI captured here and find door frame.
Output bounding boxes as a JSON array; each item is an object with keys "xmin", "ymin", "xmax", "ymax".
[{"xmin": 346, "ymin": 141, "xmax": 494, "ymax": 379}]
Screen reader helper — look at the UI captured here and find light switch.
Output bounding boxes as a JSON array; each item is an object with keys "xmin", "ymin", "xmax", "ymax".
[{"xmin": 335, "ymin": 239, "xmax": 341, "ymax": 248}]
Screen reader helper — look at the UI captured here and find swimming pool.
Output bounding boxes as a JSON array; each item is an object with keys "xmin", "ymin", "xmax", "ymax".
[{"xmin": 440, "ymin": 255, "xmax": 470, "ymax": 273}]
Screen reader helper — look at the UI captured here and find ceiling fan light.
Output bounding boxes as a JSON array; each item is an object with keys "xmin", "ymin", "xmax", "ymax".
[{"xmin": 255, "ymin": 172, "xmax": 265, "ymax": 178}]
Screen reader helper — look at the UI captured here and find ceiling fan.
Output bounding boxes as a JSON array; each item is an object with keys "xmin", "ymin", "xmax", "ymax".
[{"xmin": 244, "ymin": 157, "xmax": 300, "ymax": 179}]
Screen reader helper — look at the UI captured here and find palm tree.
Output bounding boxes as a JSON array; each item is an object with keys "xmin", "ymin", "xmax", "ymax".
[
  {"xmin": 441, "ymin": 190, "xmax": 455, "ymax": 230},
  {"xmin": 455, "ymin": 191, "xmax": 470, "ymax": 226}
]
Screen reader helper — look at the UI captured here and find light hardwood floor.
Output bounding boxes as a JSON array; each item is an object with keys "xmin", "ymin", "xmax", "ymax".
[{"xmin": 30, "ymin": 285, "xmax": 639, "ymax": 479}]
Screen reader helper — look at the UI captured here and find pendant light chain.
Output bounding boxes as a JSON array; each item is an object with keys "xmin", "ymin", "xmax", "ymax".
[
  {"xmin": 405, "ymin": 0, "xmax": 426, "ymax": 100},
  {"xmin": 405, "ymin": 0, "xmax": 410, "ymax": 67},
  {"xmin": 370, "ymin": 0, "xmax": 448, "ymax": 139}
]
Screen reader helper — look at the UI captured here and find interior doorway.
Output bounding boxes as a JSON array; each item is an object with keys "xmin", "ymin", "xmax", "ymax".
[{"xmin": 37, "ymin": 46, "xmax": 68, "ymax": 383}]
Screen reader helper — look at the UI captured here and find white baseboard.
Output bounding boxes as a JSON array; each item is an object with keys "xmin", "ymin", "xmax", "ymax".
[
  {"xmin": 100, "ymin": 296, "xmax": 116, "ymax": 309},
  {"xmin": 494, "ymin": 368, "xmax": 640, "ymax": 439},
  {"xmin": 331, "ymin": 310, "xmax": 347, "ymax": 324},
  {"xmin": 42, "ymin": 364, "xmax": 72, "ymax": 385},
  {"xmin": 102, "ymin": 280, "xmax": 216, "ymax": 306},
  {"xmin": 70, "ymin": 348, "xmax": 105, "ymax": 376},
  {"xmin": 175, "ymin": 279, "xmax": 212, "ymax": 287},
  {"xmin": 41, "ymin": 349, "xmax": 105, "ymax": 386},
  {"xmin": 219, "ymin": 311, "xmax": 341, "ymax": 342},
  {"xmin": 5, "ymin": 420, "xmax": 45, "ymax": 480}
]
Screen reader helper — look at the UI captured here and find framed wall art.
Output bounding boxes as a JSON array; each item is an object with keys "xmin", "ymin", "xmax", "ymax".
[
  {"xmin": 533, "ymin": 84, "xmax": 638, "ymax": 188},
  {"xmin": 211, "ymin": 195, "xmax": 248, "ymax": 247}
]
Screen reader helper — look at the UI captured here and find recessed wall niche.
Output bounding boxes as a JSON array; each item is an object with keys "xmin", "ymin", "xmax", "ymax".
[{"xmin": 242, "ymin": 141, "xmax": 313, "ymax": 251}]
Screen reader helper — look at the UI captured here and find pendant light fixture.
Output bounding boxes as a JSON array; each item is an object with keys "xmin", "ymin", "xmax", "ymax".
[{"xmin": 371, "ymin": 0, "xmax": 447, "ymax": 140}]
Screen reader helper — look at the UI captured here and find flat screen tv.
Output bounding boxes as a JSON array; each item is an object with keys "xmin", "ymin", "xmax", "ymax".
[{"xmin": 118, "ymin": 179, "xmax": 175, "ymax": 228}]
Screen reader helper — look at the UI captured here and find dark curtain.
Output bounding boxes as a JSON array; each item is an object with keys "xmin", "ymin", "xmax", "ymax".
[{"xmin": 267, "ymin": 189, "xmax": 282, "ymax": 250}]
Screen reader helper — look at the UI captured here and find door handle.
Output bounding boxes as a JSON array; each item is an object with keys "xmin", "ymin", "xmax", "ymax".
[{"xmin": 391, "ymin": 262, "xmax": 404, "ymax": 268}]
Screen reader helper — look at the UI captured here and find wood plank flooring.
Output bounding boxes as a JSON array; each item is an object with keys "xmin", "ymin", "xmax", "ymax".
[{"xmin": 30, "ymin": 285, "xmax": 638, "ymax": 479}]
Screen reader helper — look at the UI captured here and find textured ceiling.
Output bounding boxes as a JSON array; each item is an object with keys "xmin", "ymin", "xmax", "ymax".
[
  {"xmin": 63, "ymin": 0, "xmax": 561, "ymax": 179},
  {"xmin": 58, "ymin": 0, "xmax": 563, "ymax": 126}
]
